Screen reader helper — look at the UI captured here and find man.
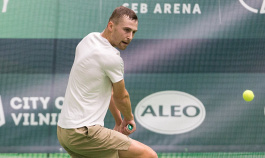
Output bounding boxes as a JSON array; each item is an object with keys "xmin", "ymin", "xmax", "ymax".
[{"xmin": 57, "ymin": 6, "xmax": 158, "ymax": 158}]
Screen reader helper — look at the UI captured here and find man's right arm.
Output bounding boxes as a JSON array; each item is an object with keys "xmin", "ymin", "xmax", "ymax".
[{"xmin": 112, "ymin": 79, "xmax": 136, "ymax": 135}]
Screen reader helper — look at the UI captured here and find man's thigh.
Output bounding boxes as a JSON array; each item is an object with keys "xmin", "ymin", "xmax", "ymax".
[{"xmin": 58, "ymin": 125, "xmax": 132, "ymax": 158}]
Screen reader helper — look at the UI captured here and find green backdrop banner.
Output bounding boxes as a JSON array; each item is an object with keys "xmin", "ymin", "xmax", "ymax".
[
  {"xmin": 1, "ymin": 0, "xmax": 265, "ymax": 39},
  {"xmin": 0, "ymin": 0, "xmax": 265, "ymax": 153}
]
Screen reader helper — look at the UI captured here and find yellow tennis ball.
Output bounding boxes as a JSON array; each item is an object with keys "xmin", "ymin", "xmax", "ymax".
[{"xmin": 243, "ymin": 90, "xmax": 254, "ymax": 102}]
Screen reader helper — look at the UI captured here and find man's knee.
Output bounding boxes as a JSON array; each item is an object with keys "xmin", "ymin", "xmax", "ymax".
[
  {"xmin": 148, "ymin": 149, "xmax": 158, "ymax": 158},
  {"xmin": 121, "ymin": 139, "xmax": 157, "ymax": 158},
  {"xmin": 140, "ymin": 142, "xmax": 157, "ymax": 158}
]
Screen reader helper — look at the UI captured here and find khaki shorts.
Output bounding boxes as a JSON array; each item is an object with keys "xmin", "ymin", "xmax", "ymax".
[{"xmin": 57, "ymin": 125, "xmax": 132, "ymax": 158}]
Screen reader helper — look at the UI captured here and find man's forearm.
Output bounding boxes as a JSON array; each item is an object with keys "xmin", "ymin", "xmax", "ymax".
[
  {"xmin": 109, "ymin": 95, "xmax": 122, "ymax": 125},
  {"xmin": 113, "ymin": 90, "xmax": 134, "ymax": 121}
]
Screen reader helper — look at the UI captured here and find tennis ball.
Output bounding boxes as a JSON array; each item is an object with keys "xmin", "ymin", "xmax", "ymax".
[{"xmin": 243, "ymin": 90, "xmax": 254, "ymax": 102}]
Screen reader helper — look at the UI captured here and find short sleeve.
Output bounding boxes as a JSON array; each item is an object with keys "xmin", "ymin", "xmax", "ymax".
[{"xmin": 103, "ymin": 55, "xmax": 124, "ymax": 83}]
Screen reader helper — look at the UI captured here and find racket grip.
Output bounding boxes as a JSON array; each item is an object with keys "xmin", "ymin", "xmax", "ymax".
[{"xmin": 127, "ymin": 124, "xmax": 133, "ymax": 131}]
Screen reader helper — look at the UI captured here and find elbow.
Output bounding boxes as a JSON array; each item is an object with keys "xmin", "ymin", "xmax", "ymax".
[
  {"xmin": 114, "ymin": 92, "xmax": 129, "ymax": 102},
  {"xmin": 113, "ymin": 90, "xmax": 130, "ymax": 102}
]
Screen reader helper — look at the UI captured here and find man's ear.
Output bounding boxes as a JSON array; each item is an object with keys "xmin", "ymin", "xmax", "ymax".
[{"xmin": 107, "ymin": 21, "xmax": 114, "ymax": 32}]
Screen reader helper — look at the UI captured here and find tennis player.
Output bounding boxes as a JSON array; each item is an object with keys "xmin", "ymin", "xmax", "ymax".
[{"xmin": 57, "ymin": 6, "xmax": 158, "ymax": 158}]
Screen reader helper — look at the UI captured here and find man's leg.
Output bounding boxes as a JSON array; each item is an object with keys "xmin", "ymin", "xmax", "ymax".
[{"xmin": 118, "ymin": 139, "xmax": 158, "ymax": 158}]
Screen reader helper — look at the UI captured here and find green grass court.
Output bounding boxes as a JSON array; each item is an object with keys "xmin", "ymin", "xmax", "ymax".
[{"xmin": 1, "ymin": 153, "xmax": 265, "ymax": 158}]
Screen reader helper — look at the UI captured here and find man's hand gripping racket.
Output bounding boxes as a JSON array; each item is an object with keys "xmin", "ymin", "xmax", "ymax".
[{"xmin": 121, "ymin": 119, "xmax": 136, "ymax": 135}]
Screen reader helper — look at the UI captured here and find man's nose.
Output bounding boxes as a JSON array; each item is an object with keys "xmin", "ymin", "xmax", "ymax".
[{"xmin": 128, "ymin": 32, "xmax": 133, "ymax": 40}]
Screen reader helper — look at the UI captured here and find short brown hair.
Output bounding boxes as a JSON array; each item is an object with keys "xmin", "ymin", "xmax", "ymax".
[{"xmin": 109, "ymin": 6, "xmax": 138, "ymax": 24}]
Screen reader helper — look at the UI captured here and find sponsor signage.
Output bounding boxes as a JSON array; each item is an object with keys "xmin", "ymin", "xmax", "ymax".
[
  {"xmin": 0, "ymin": 96, "xmax": 5, "ymax": 127},
  {"xmin": 135, "ymin": 91, "xmax": 206, "ymax": 135},
  {"xmin": 239, "ymin": 0, "xmax": 265, "ymax": 14},
  {"xmin": 123, "ymin": 2, "xmax": 201, "ymax": 14},
  {"xmin": 0, "ymin": 96, "xmax": 64, "ymax": 127}
]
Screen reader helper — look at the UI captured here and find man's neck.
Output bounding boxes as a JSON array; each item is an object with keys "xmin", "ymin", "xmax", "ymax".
[{"xmin": 101, "ymin": 29, "xmax": 114, "ymax": 47}]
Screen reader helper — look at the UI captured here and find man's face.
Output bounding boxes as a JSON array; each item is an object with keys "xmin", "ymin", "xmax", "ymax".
[{"xmin": 110, "ymin": 16, "xmax": 138, "ymax": 50}]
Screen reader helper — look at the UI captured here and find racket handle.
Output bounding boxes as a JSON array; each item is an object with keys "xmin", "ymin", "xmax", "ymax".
[{"xmin": 127, "ymin": 124, "xmax": 133, "ymax": 131}]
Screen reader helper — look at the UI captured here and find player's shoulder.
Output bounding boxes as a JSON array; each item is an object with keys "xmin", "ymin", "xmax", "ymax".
[
  {"xmin": 86, "ymin": 32, "xmax": 100, "ymax": 39},
  {"xmin": 86, "ymin": 33, "xmax": 120, "ymax": 55},
  {"xmin": 78, "ymin": 32, "xmax": 121, "ymax": 58},
  {"xmin": 81, "ymin": 32, "xmax": 101, "ymax": 43}
]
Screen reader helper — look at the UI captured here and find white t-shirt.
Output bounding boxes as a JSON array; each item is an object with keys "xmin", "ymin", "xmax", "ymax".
[{"xmin": 58, "ymin": 32, "xmax": 124, "ymax": 129}]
